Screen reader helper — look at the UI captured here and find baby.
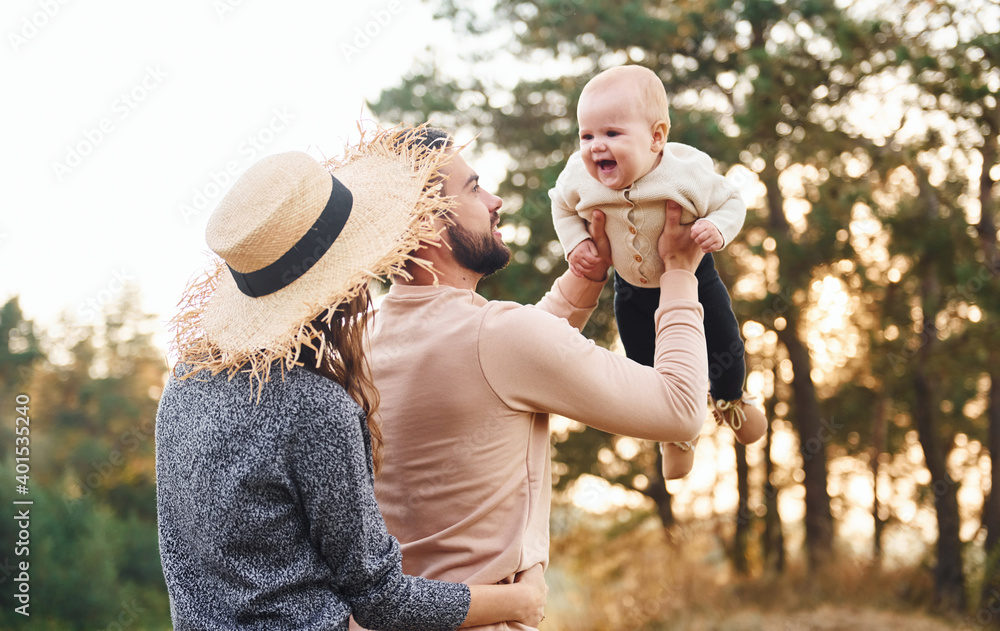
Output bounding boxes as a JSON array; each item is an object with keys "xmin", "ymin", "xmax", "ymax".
[{"xmin": 549, "ymin": 66, "xmax": 767, "ymax": 477}]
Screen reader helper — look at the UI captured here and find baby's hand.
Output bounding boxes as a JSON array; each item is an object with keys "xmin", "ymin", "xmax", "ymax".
[
  {"xmin": 690, "ymin": 219, "xmax": 724, "ymax": 253},
  {"xmin": 567, "ymin": 239, "xmax": 602, "ymax": 278}
]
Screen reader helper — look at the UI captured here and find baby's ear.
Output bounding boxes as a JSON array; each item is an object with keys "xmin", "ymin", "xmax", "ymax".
[{"xmin": 650, "ymin": 120, "xmax": 669, "ymax": 152}]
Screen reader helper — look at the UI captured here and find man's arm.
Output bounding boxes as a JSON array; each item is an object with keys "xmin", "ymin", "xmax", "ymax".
[
  {"xmin": 482, "ymin": 205, "xmax": 708, "ymax": 442},
  {"xmin": 481, "ymin": 271, "xmax": 706, "ymax": 441}
]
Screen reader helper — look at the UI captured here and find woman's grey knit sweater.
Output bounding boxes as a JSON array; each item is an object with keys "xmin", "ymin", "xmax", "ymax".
[{"xmin": 155, "ymin": 365, "xmax": 470, "ymax": 630}]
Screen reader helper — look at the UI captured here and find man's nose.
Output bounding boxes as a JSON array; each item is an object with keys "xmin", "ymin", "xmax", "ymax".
[{"xmin": 488, "ymin": 191, "xmax": 502, "ymax": 212}]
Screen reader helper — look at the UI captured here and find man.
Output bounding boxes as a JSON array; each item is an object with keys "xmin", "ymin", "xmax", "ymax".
[{"xmin": 366, "ymin": 129, "xmax": 707, "ymax": 630}]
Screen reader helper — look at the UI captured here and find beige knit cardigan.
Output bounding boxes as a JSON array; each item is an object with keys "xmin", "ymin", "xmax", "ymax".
[{"xmin": 550, "ymin": 143, "xmax": 746, "ymax": 288}]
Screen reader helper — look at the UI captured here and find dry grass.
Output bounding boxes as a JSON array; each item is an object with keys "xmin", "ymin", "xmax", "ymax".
[{"xmin": 541, "ymin": 508, "xmax": 966, "ymax": 631}]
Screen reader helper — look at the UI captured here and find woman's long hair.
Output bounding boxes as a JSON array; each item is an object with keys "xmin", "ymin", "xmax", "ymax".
[{"xmin": 298, "ymin": 289, "xmax": 383, "ymax": 474}]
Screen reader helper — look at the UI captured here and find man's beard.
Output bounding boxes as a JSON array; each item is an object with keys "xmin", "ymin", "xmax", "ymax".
[{"xmin": 447, "ymin": 221, "xmax": 511, "ymax": 278}]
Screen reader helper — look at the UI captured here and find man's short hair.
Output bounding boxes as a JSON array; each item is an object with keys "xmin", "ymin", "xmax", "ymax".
[
  {"xmin": 407, "ymin": 127, "xmax": 452, "ymax": 151},
  {"xmin": 402, "ymin": 127, "xmax": 453, "ymax": 192}
]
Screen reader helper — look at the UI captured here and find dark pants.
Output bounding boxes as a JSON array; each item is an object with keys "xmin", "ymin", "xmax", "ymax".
[{"xmin": 613, "ymin": 253, "xmax": 745, "ymax": 402}]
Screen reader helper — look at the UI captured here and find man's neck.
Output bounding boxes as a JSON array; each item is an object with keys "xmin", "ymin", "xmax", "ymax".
[{"xmin": 399, "ymin": 256, "xmax": 481, "ymax": 291}]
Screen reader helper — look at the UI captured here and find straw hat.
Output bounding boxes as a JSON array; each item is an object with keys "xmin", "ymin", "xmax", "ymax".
[{"xmin": 169, "ymin": 126, "xmax": 453, "ymax": 387}]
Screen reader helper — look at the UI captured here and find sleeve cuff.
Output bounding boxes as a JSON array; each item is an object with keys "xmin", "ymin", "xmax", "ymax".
[
  {"xmin": 657, "ymin": 269, "xmax": 699, "ymax": 303},
  {"xmin": 554, "ymin": 271, "xmax": 606, "ymax": 309}
]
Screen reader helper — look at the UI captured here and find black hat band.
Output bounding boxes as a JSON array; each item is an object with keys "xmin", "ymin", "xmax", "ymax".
[{"xmin": 228, "ymin": 175, "xmax": 353, "ymax": 298}]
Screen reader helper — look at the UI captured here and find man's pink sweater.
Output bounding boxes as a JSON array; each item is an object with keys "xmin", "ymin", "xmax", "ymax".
[{"xmin": 367, "ymin": 269, "xmax": 707, "ymax": 630}]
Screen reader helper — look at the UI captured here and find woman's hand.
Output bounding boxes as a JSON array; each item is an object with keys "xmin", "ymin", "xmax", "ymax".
[
  {"xmin": 462, "ymin": 567, "xmax": 548, "ymax": 628},
  {"xmin": 513, "ymin": 564, "xmax": 548, "ymax": 626}
]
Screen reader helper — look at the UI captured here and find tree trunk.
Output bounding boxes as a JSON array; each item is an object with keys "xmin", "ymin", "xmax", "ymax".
[
  {"xmin": 763, "ymin": 369, "xmax": 785, "ymax": 573},
  {"xmin": 871, "ymin": 396, "xmax": 887, "ymax": 565},
  {"xmin": 645, "ymin": 449, "xmax": 675, "ymax": 530},
  {"xmin": 976, "ymin": 105, "xmax": 998, "ymax": 619},
  {"xmin": 912, "ymin": 270, "xmax": 965, "ymax": 611},
  {"xmin": 778, "ymin": 324, "xmax": 834, "ymax": 566},
  {"xmin": 906, "ymin": 161, "xmax": 966, "ymax": 611},
  {"xmin": 982, "ymin": 374, "xmax": 1000, "ymax": 624},
  {"xmin": 976, "ymin": 102, "xmax": 997, "ymax": 275},
  {"xmin": 734, "ymin": 442, "xmax": 751, "ymax": 575},
  {"xmin": 761, "ymin": 163, "xmax": 833, "ymax": 568},
  {"xmin": 913, "ymin": 366, "xmax": 965, "ymax": 610}
]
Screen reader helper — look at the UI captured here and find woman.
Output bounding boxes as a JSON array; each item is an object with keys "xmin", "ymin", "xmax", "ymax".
[{"xmin": 155, "ymin": 128, "xmax": 546, "ymax": 630}]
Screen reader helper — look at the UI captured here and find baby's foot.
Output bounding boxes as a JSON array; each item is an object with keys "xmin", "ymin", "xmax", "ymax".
[
  {"xmin": 711, "ymin": 393, "xmax": 767, "ymax": 445},
  {"xmin": 659, "ymin": 440, "xmax": 696, "ymax": 480}
]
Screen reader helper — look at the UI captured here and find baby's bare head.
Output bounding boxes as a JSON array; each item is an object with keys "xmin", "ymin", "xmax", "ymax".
[{"xmin": 578, "ymin": 66, "xmax": 671, "ymax": 134}]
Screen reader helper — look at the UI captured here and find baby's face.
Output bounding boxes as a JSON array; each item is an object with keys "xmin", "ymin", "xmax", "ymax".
[{"xmin": 577, "ymin": 89, "xmax": 663, "ymax": 190}]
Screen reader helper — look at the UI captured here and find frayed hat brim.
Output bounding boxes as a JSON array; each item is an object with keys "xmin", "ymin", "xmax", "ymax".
[{"xmin": 167, "ymin": 125, "xmax": 455, "ymax": 395}]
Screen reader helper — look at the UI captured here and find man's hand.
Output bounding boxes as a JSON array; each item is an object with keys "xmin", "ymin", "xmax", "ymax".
[
  {"xmin": 513, "ymin": 564, "xmax": 547, "ymax": 627},
  {"xmin": 690, "ymin": 219, "xmax": 724, "ymax": 253},
  {"xmin": 580, "ymin": 210, "xmax": 613, "ymax": 281},
  {"xmin": 658, "ymin": 200, "xmax": 705, "ymax": 273},
  {"xmin": 567, "ymin": 239, "xmax": 602, "ymax": 278}
]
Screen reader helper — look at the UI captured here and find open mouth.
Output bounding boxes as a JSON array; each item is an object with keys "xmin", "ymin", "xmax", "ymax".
[{"xmin": 597, "ymin": 159, "xmax": 617, "ymax": 173}]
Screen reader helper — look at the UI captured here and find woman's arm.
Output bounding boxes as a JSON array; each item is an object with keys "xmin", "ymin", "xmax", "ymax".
[
  {"xmin": 291, "ymin": 379, "xmax": 546, "ymax": 631},
  {"xmin": 289, "ymin": 382, "xmax": 469, "ymax": 631},
  {"xmin": 462, "ymin": 565, "xmax": 547, "ymax": 628}
]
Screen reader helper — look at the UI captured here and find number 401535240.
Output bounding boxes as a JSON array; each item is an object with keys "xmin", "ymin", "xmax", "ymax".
[{"xmin": 15, "ymin": 394, "xmax": 30, "ymax": 489}]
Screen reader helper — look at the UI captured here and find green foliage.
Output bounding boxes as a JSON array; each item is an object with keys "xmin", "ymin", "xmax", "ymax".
[
  {"xmin": 0, "ymin": 461, "xmax": 169, "ymax": 629},
  {"xmin": 0, "ymin": 298, "xmax": 43, "ymax": 407},
  {"xmin": 0, "ymin": 291, "xmax": 170, "ymax": 628}
]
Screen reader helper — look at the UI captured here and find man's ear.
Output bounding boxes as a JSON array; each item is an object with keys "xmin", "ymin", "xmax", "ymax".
[
  {"xmin": 650, "ymin": 120, "xmax": 669, "ymax": 152},
  {"xmin": 433, "ymin": 210, "xmax": 456, "ymax": 243}
]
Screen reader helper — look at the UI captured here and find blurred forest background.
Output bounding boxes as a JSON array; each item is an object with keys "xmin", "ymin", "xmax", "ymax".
[{"xmin": 2, "ymin": 0, "xmax": 999, "ymax": 628}]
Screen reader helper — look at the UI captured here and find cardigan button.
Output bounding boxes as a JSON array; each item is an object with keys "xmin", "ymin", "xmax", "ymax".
[
  {"xmin": 634, "ymin": 254, "xmax": 642, "ymax": 263},
  {"xmin": 629, "ymin": 226, "xmax": 637, "ymax": 234},
  {"xmin": 639, "ymin": 278, "xmax": 648, "ymax": 284}
]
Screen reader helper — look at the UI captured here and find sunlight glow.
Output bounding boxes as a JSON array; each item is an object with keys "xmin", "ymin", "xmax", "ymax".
[
  {"xmin": 614, "ymin": 437, "xmax": 641, "ymax": 460},
  {"xmin": 800, "ymin": 276, "xmax": 864, "ymax": 390},
  {"xmin": 569, "ymin": 474, "xmax": 647, "ymax": 513}
]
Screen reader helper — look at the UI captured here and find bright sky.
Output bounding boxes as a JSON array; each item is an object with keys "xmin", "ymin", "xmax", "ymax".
[{"xmin": 2, "ymin": 0, "xmax": 466, "ymax": 342}]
